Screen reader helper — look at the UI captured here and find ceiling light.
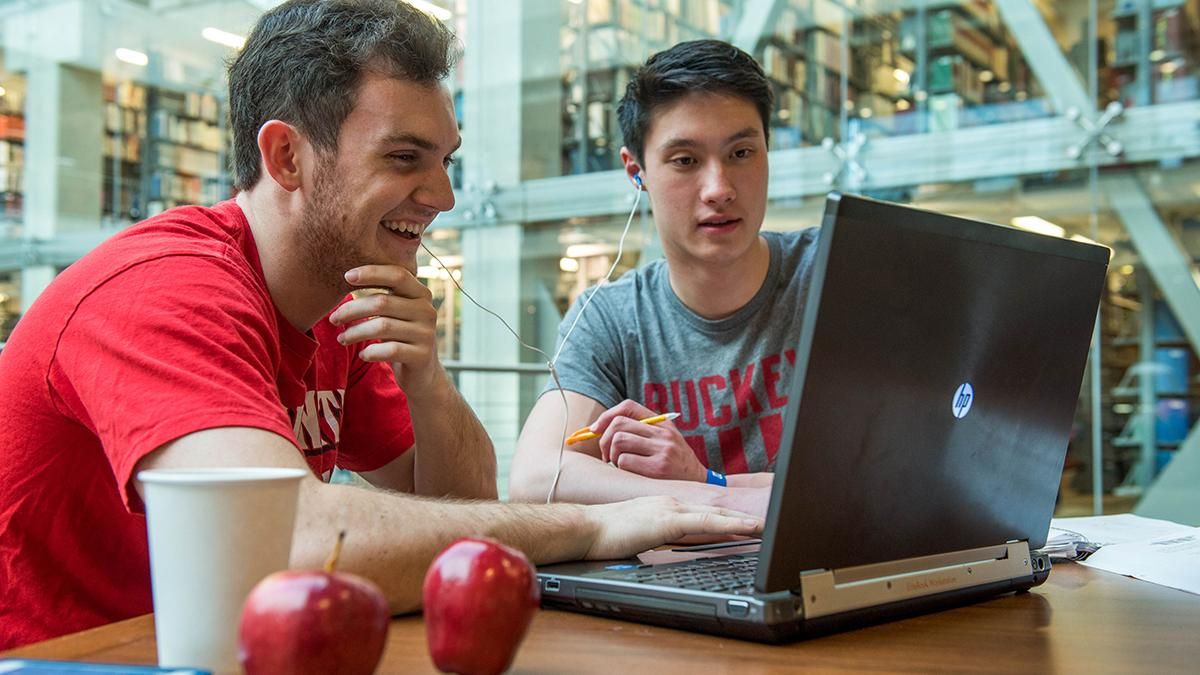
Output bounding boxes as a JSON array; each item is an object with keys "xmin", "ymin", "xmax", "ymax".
[
  {"xmin": 405, "ymin": 0, "xmax": 451, "ymax": 21},
  {"xmin": 202, "ymin": 27, "xmax": 246, "ymax": 50},
  {"xmin": 1011, "ymin": 216, "xmax": 1065, "ymax": 238},
  {"xmin": 559, "ymin": 257, "xmax": 580, "ymax": 272},
  {"xmin": 115, "ymin": 48, "xmax": 149, "ymax": 67},
  {"xmin": 0, "ymin": 86, "xmax": 6, "ymax": 97},
  {"xmin": 893, "ymin": 68, "xmax": 910, "ymax": 85},
  {"xmin": 896, "ymin": 99, "xmax": 910, "ymax": 111},
  {"xmin": 978, "ymin": 70, "xmax": 994, "ymax": 83}
]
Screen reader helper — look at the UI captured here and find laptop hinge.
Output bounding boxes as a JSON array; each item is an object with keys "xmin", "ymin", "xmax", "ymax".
[{"xmin": 799, "ymin": 541, "xmax": 1033, "ymax": 619}]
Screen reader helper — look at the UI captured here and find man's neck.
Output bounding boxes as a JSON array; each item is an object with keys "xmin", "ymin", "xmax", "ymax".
[
  {"xmin": 666, "ymin": 235, "xmax": 771, "ymax": 320},
  {"xmin": 236, "ymin": 190, "xmax": 345, "ymax": 332}
]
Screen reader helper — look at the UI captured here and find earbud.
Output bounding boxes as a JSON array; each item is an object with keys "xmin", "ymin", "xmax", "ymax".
[{"xmin": 633, "ymin": 172, "xmax": 643, "ymax": 189}]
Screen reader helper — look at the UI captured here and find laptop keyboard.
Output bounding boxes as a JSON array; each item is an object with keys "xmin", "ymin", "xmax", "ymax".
[{"xmin": 602, "ymin": 554, "xmax": 758, "ymax": 595}]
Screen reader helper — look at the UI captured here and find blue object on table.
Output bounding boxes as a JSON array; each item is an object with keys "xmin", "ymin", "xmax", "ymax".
[{"xmin": 0, "ymin": 660, "xmax": 209, "ymax": 674}]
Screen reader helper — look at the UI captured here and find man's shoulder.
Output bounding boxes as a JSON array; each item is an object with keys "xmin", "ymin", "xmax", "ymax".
[
  {"xmin": 73, "ymin": 201, "xmax": 253, "ymax": 284},
  {"xmin": 29, "ymin": 201, "xmax": 263, "ymax": 326},
  {"xmin": 764, "ymin": 226, "xmax": 820, "ymax": 251},
  {"xmin": 764, "ymin": 227, "xmax": 820, "ymax": 274},
  {"xmin": 114, "ymin": 200, "xmax": 247, "ymax": 254},
  {"xmin": 582, "ymin": 259, "xmax": 668, "ymax": 307}
]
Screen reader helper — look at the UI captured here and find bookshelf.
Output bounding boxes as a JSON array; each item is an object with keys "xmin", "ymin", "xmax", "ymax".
[
  {"xmin": 102, "ymin": 81, "xmax": 228, "ymax": 225},
  {"xmin": 0, "ymin": 72, "xmax": 25, "ymax": 236},
  {"xmin": 1106, "ymin": 0, "xmax": 1200, "ymax": 107},
  {"xmin": 560, "ymin": 0, "xmax": 736, "ymax": 174},
  {"xmin": 103, "ymin": 81, "xmax": 148, "ymax": 222},
  {"xmin": 754, "ymin": 1, "xmax": 1044, "ymax": 143}
]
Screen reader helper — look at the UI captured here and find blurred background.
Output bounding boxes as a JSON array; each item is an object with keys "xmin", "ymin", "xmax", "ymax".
[{"xmin": 0, "ymin": 0, "xmax": 1197, "ymax": 518}]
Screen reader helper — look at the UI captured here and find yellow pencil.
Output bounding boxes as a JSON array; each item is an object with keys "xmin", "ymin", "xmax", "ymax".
[{"xmin": 565, "ymin": 412, "xmax": 681, "ymax": 445}]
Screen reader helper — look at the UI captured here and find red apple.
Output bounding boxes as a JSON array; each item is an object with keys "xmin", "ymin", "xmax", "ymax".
[
  {"xmin": 423, "ymin": 537, "xmax": 540, "ymax": 675},
  {"xmin": 238, "ymin": 532, "xmax": 389, "ymax": 675}
]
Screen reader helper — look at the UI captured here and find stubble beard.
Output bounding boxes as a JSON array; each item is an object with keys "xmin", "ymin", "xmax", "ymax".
[{"xmin": 297, "ymin": 156, "xmax": 364, "ymax": 294}]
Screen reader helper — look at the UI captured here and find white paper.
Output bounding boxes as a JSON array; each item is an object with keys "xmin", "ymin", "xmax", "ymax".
[
  {"xmin": 1080, "ymin": 530, "xmax": 1200, "ymax": 596},
  {"xmin": 1048, "ymin": 513, "xmax": 1196, "ymax": 548}
]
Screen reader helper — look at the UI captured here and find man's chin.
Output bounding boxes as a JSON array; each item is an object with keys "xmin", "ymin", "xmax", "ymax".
[{"xmin": 397, "ymin": 255, "xmax": 418, "ymax": 277}]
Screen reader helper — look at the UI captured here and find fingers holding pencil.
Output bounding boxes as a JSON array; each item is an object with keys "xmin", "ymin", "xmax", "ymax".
[{"xmin": 566, "ymin": 411, "xmax": 680, "ymax": 445}]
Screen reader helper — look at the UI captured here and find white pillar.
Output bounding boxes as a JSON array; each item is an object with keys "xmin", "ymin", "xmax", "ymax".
[
  {"xmin": 459, "ymin": 1, "xmax": 565, "ymax": 496},
  {"xmin": 9, "ymin": 0, "xmax": 104, "ymax": 310}
]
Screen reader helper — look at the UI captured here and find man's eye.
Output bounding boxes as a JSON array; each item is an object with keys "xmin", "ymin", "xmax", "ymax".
[
  {"xmin": 443, "ymin": 155, "xmax": 458, "ymax": 169},
  {"xmin": 733, "ymin": 148, "xmax": 753, "ymax": 159},
  {"xmin": 390, "ymin": 153, "xmax": 417, "ymax": 162},
  {"xmin": 671, "ymin": 157, "xmax": 695, "ymax": 167}
]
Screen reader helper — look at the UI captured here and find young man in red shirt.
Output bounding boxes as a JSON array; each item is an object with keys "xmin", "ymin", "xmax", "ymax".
[{"xmin": 0, "ymin": 0, "xmax": 760, "ymax": 648}]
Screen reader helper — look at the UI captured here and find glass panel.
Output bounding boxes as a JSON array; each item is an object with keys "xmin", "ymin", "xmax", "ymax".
[
  {"xmin": 560, "ymin": 0, "xmax": 737, "ymax": 174},
  {"xmin": 843, "ymin": 1, "xmax": 1052, "ymax": 139}
]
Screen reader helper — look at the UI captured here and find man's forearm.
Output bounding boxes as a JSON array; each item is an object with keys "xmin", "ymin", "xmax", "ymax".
[
  {"xmin": 294, "ymin": 479, "xmax": 590, "ymax": 613},
  {"xmin": 405, "ymin": 368, "xmax": 498, "ymax": 499},
  {"xmin": 513, "ymin": 448, "xmax": 721, "ymax": 505},
  {"xmin": 726, "ymin": 472, "xmax": 773, "ymax": 488}
]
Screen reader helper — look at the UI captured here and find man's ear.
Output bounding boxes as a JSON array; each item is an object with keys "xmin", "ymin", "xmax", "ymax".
[
  {"xmin": 257, "ymin": 120, "xmax": 305, "ymax": 192},
  {"xmin": 619, "ymin": 146, "xmax": 644, "ymax": 191}
]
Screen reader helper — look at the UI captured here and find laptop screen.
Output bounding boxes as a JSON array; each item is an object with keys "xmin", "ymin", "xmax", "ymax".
[{"xmin": 757, "ymin": 194, "xmax": 1110, "ymax": 592}]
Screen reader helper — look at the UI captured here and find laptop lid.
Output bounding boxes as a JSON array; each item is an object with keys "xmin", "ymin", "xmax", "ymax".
[{"xmin": 757, "ymin": 193, "xmax": 1110, "ymax": 593}]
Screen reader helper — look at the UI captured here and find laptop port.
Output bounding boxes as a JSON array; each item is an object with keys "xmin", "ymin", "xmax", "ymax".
[{"xmin": 544, "ymin": 578, "xmax": 561, "ymax": 592}]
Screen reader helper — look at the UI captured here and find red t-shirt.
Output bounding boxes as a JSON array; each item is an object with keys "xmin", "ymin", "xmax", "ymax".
[{"xmin": 0, "ymin": 200, "xmax": 415, "ymax": 649}]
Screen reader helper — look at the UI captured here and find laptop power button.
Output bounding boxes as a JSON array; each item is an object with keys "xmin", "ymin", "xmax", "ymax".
[{"xmin": 726, "ymin": 600, "xmax": 750, "ymax": 618}]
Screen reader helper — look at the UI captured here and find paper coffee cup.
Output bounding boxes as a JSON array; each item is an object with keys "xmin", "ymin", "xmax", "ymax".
[{"xmin": 139, "ymin": 467, "xmax": 307, "ymax": 673}]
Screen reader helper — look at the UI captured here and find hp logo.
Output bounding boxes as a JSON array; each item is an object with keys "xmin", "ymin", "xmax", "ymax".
[{"xmin": 952, "ymin": 383, "xmax": 974, "ymax": 419}]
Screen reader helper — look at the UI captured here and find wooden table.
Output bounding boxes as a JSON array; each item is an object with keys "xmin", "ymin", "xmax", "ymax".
[{"xmin": 5, "ymin": 562, "xmax": 1198, "ymax": 673}]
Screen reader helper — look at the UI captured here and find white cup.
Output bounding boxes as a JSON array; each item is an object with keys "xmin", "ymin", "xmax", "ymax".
[{"xmin": 138, "ymin": 467, "xmax": 307, "ymax": 674}]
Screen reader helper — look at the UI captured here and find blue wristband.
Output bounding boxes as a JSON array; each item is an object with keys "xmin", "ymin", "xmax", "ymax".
[{"xmin": 705, "ymin": 469, "xmax": 727, "ymax": 487}]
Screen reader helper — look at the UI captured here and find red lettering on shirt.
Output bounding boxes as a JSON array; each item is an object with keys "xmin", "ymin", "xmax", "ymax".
[
  {"xmin": 699, "ymin": 375, "xmax": 732, "ymax": 426},
  {"xmin": 718, "ymin": 427, "xmax": 749, "ymax": 474},
  {"xmin": 644, "ymin": 383, "xmax": 669, "ymax": 414},
  {"xmin": 671, "ymin": 380, "xmax": 702, "ymax": 431},
  {"xmin": 729, "ymin": 363, "xmax": 763, "ymax": 420},
  {"xmin": 683, "ymin": 435, "xmax": 708, "ymax": 466}
]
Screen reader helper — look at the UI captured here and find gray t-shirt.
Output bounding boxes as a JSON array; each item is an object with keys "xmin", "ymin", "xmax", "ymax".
[{"xmin": 545, "ymin": 228, "xmax": 819, "ymax": 473}]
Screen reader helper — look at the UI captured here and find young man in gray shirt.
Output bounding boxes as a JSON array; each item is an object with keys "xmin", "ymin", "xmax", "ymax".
[{"xmin": 510, "ymin": 40, "xmax": 818, "ymax": 519}]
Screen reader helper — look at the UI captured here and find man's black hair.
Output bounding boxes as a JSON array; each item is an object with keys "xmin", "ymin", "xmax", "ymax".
[{"xmin": 617, "ymin": 39, "xmax": 773, "ymax": 163}]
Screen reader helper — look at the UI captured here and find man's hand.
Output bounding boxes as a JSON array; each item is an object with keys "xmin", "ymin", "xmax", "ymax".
[
  {"xmin": 581, "ymin": 496, "xmax": 763, "ymax": 560},
  {"xmin": 331, "ymin": 265, "xmax": 440, "ymax": 394},
  {"xmin": 713, "ymin": 485, "xmax": 771, "ymax": 520},
  {"xmin": 591, "ymin": 399, "xmax": 707, "ymax": 483}
]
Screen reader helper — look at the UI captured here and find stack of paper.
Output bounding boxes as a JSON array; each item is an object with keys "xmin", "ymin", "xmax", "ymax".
[{"xmin": 1041, "ymin": 514, "xmax": 1200, "ymax": 596}]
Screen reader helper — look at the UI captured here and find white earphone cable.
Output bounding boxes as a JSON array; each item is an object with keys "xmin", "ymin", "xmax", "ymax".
[{"xmin": 421, "ymin": 178, "xmax": 643, "ymax": 503}]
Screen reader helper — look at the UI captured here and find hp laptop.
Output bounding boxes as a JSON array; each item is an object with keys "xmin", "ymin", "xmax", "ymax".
[{"xmin": 537, "ymin": 192, "xmax": 1110, "ymax": 642}]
